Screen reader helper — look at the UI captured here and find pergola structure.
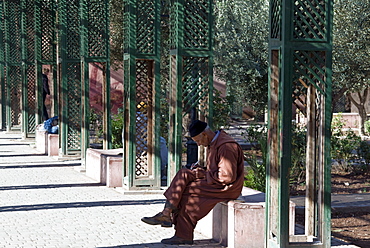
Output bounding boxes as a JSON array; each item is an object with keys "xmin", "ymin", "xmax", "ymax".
[
  {"xmin": 0, "ymin": 0, "xmax": 333, "ymax": 246},
  {"xmin": 266, "ymin": 0, "xmax": 333, "ymax": 247},
  {"xmin": 0, "ymin": 0, "xmax": 110, "ymax": 161}
]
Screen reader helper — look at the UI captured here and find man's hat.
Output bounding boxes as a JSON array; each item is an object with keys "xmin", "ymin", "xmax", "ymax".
[{"xmin": 189, "ymin": 120, "xmax": 207, "ymax": 137}]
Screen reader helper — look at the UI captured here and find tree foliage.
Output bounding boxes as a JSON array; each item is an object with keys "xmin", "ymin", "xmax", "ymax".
[
  {"xmin": 109, "ymin": 0, "xmax": 124, "ymax": 70},
  {"xmin": 333, "ymin": 0, "xmax": 370, "ymax": 91},
  {"xmin": 333, "ymin": 0, "xmax": 370, "ymax": 134},
  {"xmin": 214, "ymin": 0, "xmax": 269, "ymax": 118}
]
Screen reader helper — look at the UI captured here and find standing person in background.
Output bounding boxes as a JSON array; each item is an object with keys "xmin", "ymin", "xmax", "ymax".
[
  {"xmin": 42, "ymin": 68, "xmax": 51, "ymax": 121},
  {"xmin": 141, "ymin": 120, "xmax": 245, "ymax": 245}
]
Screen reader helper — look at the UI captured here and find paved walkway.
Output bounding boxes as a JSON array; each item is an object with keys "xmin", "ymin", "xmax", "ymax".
[{"xmin": 0, "ymin": 131, "xmax": 362, "ymax": 247}]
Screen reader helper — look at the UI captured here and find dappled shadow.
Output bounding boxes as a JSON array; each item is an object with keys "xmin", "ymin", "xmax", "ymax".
[
  {"xmin": 0, "ymin": 153, "xmax": 48, "ymax": 157},
  {"xmin": 0, "ymin": 143, "xmax": 32, "ymax": 146},
  {"xmin": 0, "ymin": 162, "xmax": 80, "ymax": 169},
  {"xmin": 331, "ymin": 211, "xmax": 370, "ymax": 247},
  {"xmin": 0, "ymin": 199, "xmax": 166, "ymax": 212},
  {"xmin": 0, "ymin": 182, "xmax": 104, "ymax": 191}
]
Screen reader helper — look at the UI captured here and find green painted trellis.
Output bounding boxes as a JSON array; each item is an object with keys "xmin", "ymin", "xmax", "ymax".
[
  {"xmin": 168, "ymin": 0, "xmax": 214, "ymax": 181},
  {"xmin": 58, "ymin": 0, "xmax": 110, "ymax": 157},
  {"xmin": 58, "ymin": 0, "xmax": 83, "ymax": 155},
  {"xmin": 21, "ymin": 0, "xmax": 37, "ymax": 137},
  {"xmin": 3, "ymin": 0, "xmax": 22, "ymax": 132},
  {"xmin": 34, "ymin": 0, "xmax": 57, "ymax": 128},
  {"xmin": 1, "ymin": 0, "xmax": 110, "ymax": 157},
  {"xmin": 2, "ymin": 0, "xmax": 56, "ymax": 136},
  {"xmin": 266, "ymin": 0, "xmax": 333, "ymax": 247},
  {"xmin": 0, "ymin": 4, "xmax": 335, "ymax": 245},
  {"xmin": 0, "ymin": 1, "xmax": 5, "ymax": 130},
  {"xmin": 123, "ymin": 0, "xmax": 162, "ymax": 189},
  {"xmin": 2, "ymin": 0, "xmax": 39, "ymax": 137},
  {"xmin": 80, "ymin": 0, "xmax": 111, "ymax": 159}
]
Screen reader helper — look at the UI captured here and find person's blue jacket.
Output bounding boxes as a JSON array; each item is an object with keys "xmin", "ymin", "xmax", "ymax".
[{"xmin": 44, "ymin": 116, "xmax": 58, "ymax": 133}]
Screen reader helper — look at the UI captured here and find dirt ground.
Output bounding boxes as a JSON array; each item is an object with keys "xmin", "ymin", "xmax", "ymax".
[{"xmin": 294, "ymin": 172, "xmax": 370, "ymax": 247}]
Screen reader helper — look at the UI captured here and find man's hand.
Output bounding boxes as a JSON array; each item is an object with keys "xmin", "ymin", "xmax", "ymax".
[{"xmin": 194, "ymin": 167, "xmax": 205, "ymax": 179}]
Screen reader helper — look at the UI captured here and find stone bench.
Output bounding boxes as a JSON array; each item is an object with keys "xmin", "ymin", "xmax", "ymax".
[
  {"xmin": 36, "ymin": 129, "xmax": 48, "ymax": 154},
  {"xmin": 196, "ymin": 187, "xmax": 295, "ymax": 248},
  {"xmin": 35, "ymin": 127, "xmax": 59, "ymax": 157},
  {"xmin": 85, "ymin": 148, "xmax": 123, "ymax": 187},
  {"xmin": 47, "ymin": 134, "xmax": 59, "ymax": 156}
]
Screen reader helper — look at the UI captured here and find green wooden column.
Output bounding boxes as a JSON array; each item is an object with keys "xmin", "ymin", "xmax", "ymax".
[
  {"xmin": 80, "ymin": 0, "xmax": 111, "ymax": 164},
  {"xmin": 266, "ymin": 0, "xmax": 333, "ymax": 247},
  {"xmin": 21, "ymin": 0, "xmax": 37, "ymax": 138},
  {"xmin": 123, "ymin": 0, "xmax": 161, "ymax": 189},
  {"xmin": 3, "ymin": 0, "xmax": 22, "ymax": 132},
  {"xmin": 168, "ymin": 0, "xmax": 214, "ymax": 181},
  {"xmin": 0, "ymin": 1, "xmax": 5, "ymax": 130},
  {"xmin": 35, "ymin": 0, "xmax": 57, "ymax": 127},
  {"xmin": 58, "ymin": 0, "xmax": 82, "ymax": 156}
]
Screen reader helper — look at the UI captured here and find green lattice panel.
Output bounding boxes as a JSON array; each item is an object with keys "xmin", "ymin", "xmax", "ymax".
[
  {"xmin": 292, "ymin": 77, "xmax": 308, "ymax": 116},
  {"xmin": 0, "ymin": 3, "xmax": 4, "ymax": 64},
  {"xmin": 65, "ymin": 0, "xmax": 80, "ymax": 60},
  {"xmin": 161, "ymin": 0, "xmax": 170, "ymax": 17},
  {"xmin": 293, "ymin": 0, "xmax": 327, "ymax": 40},
  {"xmin": 40, "ymin": 0, "xmax": 56, "ymax": 63},
  {"xmin": 293, "ymin": 50, "xmax": 327, "ymax": 92},
  {"xmin": 9, "ymin": 66, "xmax": 21, "ymax": 126},
  {"xmin": 182, "ymin": 57, "xmax": 210, "ymax": 115},
  {"xmin": 135, "ymin": 60, "xmax": 153, "ymax": 177},
  {"xmin": 67, "ymin": 63, "xmax": 81, "ymax": 151},
  {"xmin": 136, "ymin": 0, "xmax": 155, "ymax": 54},
  {"xmin": 184, "ymin": 0, "xmax": 209, "ymax": 49},
  {"xmin": 5, "ymin": 0, "xmax": 21, "ymax": 65},
  {"xmin": 292, "ymin": 50, "xmax": 328, "ymax": 116},
  {"xmin": 25, "ymin": 0, "xmax": 35, "ymax": 62},
  {"xmin": 27, "ymin": 64, "xmax": 36, "ymax": 133},
  {"xmin": 270, "ymin": 0, "xmax": 282, "ymax": 39},
  {"xmin": 169, "ymin": 0, "xmax": 178, "ymax": 50},
  {"xmin": 87, "ymin": 0, "xmax": 108, "ymax": 58}
]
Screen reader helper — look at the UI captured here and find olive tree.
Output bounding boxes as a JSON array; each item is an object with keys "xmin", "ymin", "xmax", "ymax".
[
  {"xmin": 333, "ymin": 0, "xmax": 370, "ymax": 135},
  {"xmin": 214, "ymin": 0, "xmax": 269, "ymax": 119}
]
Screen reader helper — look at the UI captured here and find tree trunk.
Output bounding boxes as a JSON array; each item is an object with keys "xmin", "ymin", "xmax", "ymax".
[
  {"xmin": 347, "ymin": 89, "xmax": 369, "ymax": 136},
  {"xmin": 332, "ymin": 87, "xmax": 348, "ymax": 113}
]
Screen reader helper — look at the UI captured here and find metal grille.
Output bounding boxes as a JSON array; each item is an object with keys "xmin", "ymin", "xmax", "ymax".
[
  {"xmin": 135, "ymin": 60, "xmax": 153, "ymax": 177},
  {"xmin": 184, "ymin": 0, "xmax": 209, "ymax": 49},
  {"xmin": 137, "ymin": 0, "xmax": 155, "ymax": 54},
  {"xmin": 40, "ymin": 0, "xmax": 56, "ymax": 63},
  {"xmin": 67, "ymin": 63, "xmax": 81, "ymax": 151},
  {"xmin": 292, "ymin": 50, "xmax": 327, "ymax": 116},
  {"xmin": 182, "ymin": 57, "xmax": 210, "ymax": 116},
  {"xmin": 66, "ymin": 0, "xmax": 80, "ymax": 60},
  {"xmin": 27, "ymin": 64, "xmax": 36, "ymax": 133},
  {"xmin": 293, "ymin": 0, "xmax": 326, "ymax": 40},
  {"xmin": 88, "ymin": 0, "xmax": 108, "ymax": 58},
  {"xmin": 9, "ymin": 66, "xmax": 21, "ymax": 126},
  {"xmin": 270, "ymin": 0, "xmax": 282, "ymax": 39}
]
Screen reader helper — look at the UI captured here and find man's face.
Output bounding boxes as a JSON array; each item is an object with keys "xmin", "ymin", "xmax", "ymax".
[{"xmin": 191, "ymin": 132, "xmax": 207, "ymax": 146}]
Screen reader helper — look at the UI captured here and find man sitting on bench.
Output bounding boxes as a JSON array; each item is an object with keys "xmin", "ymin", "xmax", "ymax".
[{"xmin": 141, "ymin": 120, "xmax": 245, "ymax": 245}]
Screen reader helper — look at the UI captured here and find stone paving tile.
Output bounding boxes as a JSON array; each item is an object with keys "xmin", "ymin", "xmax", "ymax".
[
  {"xmin": 0, "ymin": 163, "xmax": 222, "ymax": 248},
  {"xmin": 0, "ymin": 131, "xmax": 361, "ymax": 247}
]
